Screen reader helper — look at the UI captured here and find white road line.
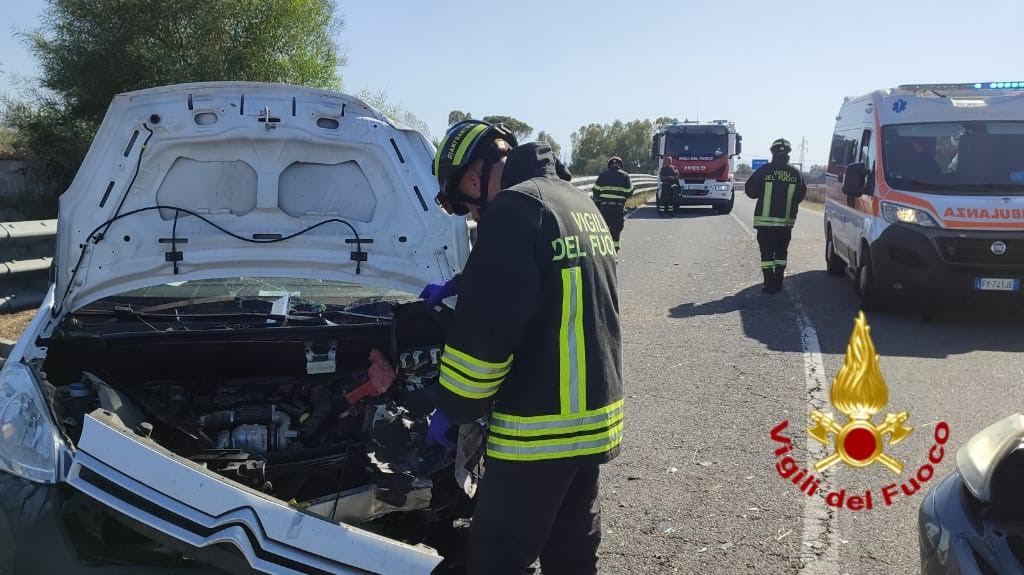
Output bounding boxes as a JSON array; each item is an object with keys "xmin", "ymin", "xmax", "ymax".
[
  {"xmin": 728, "ymin": 210, "xmax": 840, "ymax": 574},
  {"xmin": 790, "ymin": 290, "xmax": 841, "ymax": 574},
  {"xmin": 728, "ymin": 211, "xmax": 754, "ymax": 237}
]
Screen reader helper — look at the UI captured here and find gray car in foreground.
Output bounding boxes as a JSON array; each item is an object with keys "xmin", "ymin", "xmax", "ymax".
[{"xmin": 919, "ymin": 414, "xmax": 1024, "ymax": 574}]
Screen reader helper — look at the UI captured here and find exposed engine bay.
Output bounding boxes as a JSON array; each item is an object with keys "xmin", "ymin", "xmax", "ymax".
[{"xmin": 42, "ymin": 302, "xmax": 480, "ymax": 568}]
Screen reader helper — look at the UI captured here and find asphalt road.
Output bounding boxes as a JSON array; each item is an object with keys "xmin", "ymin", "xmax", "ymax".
[{"xmin": 599, "ymin": 193, "xmax": 1024, "ymax": 574}]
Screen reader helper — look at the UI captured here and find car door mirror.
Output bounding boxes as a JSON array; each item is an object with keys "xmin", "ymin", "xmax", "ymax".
[
  {"xmin": 735, "ymin": 136, "xmax": 743, "ymax": 156},
  {"xmin": 842, "ymin": 162, "xmax": 868, "ymax": 197}
]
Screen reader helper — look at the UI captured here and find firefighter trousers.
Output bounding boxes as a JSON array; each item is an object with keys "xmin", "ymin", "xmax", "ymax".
[
  {"xmin": 757, "ymin": 228, "xmax": 793, "ymax": 291},
  {"xmin": 657, "ymin": 184, "xmax": 679, "ymax": 215},
  {"xmin": 597, "ymin": 203, "xmax": 625, "ymax": 251},
  {"xmin": 468, "ymin": 459, "xmax": 602, "ymax": 575}
]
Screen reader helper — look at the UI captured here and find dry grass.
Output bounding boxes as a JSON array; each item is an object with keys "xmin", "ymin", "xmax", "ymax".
[
  {"xmin": 0, "ymin": 310, "xmax": 36, "ymax": 341},
  {"xmin": 0, "ymin": 129, "xmax": 20, "ymax": 160},
  {"xmin": 625, "ymin": 190, "xmax": 655, "ymax": 211},
  {"xmin": 802, "ymin": 200, "xmax": 824, "ymax": 213}
]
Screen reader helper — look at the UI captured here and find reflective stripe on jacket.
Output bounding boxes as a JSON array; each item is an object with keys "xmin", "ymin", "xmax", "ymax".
[
  {"xmin": 436, "ymin": 143, "xmax": 624, "ymax": 465},
  {"xmin": 592, "ymin": 168, "xmax": 633, "ymax": 204},
  {"xmin": 744, "ymin": 162, "xmax": 807, "ymax": 228}
]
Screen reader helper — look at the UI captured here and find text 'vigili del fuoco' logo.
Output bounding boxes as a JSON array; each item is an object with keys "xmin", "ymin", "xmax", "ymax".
[{"xmin": 769, "ymin": 312, "xmax": 951, "ymax": 511}]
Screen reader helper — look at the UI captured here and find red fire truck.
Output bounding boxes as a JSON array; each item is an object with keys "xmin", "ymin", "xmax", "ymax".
[{"xmin": 652, "ymin": 120, "xmax": 742, "ymax": 214}]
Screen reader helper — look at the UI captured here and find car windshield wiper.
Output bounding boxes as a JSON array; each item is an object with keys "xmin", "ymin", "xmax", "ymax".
[
  {"xmin": 73, "ymin": 305, "xmax": 332, "ymax": 327},
  {"xmin": 890, "ymin": 178, "xmax": 951, "ymax": 190},
  {"xmin": 289, "ymin": 304, "xmax": 390, "ymax": 323},
  {"xmin": 948, "ymin": 183, "xmax": 1024, "ymax": 193}
]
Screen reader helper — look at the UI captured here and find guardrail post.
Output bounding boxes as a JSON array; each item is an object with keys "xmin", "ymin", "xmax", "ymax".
[{"xmin": 0, "ymin": 219, "xmax": 56, "ymax": 314}]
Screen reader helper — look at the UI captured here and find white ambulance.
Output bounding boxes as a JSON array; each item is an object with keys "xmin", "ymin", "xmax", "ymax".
[{"xmin": 823, "ymin": 82, "xmax": 1024, "ymax": 309}]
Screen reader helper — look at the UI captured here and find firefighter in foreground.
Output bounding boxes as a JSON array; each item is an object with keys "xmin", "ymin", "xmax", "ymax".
[
  {"xmin": 744, "ymin": 138, "xmax": 807, "ymax": 293},
  {"xmin": 591, "ymin": 156, "xmax": 633, "ymax": 251},
  {"xmin": 422, "ymin": 120, "xmax": 623, "ymax": 575},
  {"xmin": 658, "ymin": 156, "xmax": 680, "ymax": 216}
]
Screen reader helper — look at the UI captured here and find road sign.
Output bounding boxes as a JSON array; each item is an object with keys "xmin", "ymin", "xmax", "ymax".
[{"xmin": 752, "ymin": 159, "xmax": 769, "ymax": 170}]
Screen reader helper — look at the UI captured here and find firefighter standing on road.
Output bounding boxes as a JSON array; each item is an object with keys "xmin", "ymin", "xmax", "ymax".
[
  {"xmin": 658, "ymin": 156, "xmax": 680, "ymax": 216},
  {"xmin": 744, "ymin": 138, "xmax": 807, "ymax": 294},
  {"xmin": 423, "ymin": 120, "xmax": 624, "ymax": 575},
  {"xmin": 592, "ymin": 156, "xmax": 633, "ymax": 251}
]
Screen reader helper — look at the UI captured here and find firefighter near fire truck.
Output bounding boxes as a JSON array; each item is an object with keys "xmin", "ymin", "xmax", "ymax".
[
  {"xmin": 658, "ymin": 157, "xmax": 680, "ymax": 216},
  {"xmin": 592, "ymin": 156, "xmax": 633, "ymax": 250},
  {"xmin": 744, "ymin": 138, "xmax": 807, "ymax": 294},
  {"xmin": 427, "ymin": 120, "xmax": 624, "ymax": 575},
  {"xmin": 651, "ymin": 120, "xmax": 742, "ymax": 214}
]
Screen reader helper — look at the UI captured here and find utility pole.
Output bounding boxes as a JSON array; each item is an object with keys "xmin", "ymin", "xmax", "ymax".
[{"xmin": 799, "ymin": 137, "xmax": 808, "ymax": 172}]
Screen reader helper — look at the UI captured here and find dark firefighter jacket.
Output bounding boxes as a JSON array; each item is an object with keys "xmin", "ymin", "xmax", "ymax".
[
  {"xmin": 592, "ymin": 168, "xmax": 633, "ymax": 205},
  {"xmin": 659, "ymin": 164, "xmax": 680, "ymax": 185},
  {"xmin": 744, "ymin": 160, "xmax": 807, "ymax": 228},
  {"xmin": 436, "ymin": 142, "xmax": 624, "ymax": 465}
]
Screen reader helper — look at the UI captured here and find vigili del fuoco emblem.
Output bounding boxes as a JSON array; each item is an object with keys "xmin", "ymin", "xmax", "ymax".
[{"xmin": 807, "ymin": 312, "xmax": 913, "ymax": 473}]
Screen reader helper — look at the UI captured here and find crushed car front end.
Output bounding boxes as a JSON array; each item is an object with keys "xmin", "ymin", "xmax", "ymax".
[{"xmin": 0, "ymin": 82, "xmax": 477, "ymax": 574}]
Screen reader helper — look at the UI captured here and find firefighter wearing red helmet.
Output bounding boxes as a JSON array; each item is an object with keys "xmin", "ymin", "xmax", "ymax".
[
  {"xmin": 423, "ymin": 120, "xmax": 624, "ymax": 575},
  {"xmin": 744, "ymin": 138, "xmax": 807, "ymax": 293},
  {"xmin": 591, "ymin": 156, "xmax": 633, "ymax": 251}
]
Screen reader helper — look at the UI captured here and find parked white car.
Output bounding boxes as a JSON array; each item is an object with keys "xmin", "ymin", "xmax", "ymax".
[{"xmin": 0, "ymin": 82, "xmax": 477, "ymax": 574}]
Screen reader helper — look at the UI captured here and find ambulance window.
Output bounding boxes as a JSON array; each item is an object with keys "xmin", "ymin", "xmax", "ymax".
[
  {"xmin": 828, "ymin": 135, "xmax": 844, "ymax": 174},
  {"xmin": 860, "ymin": 129, "xmax": 875, "ymax": 193},
  {"xmin": 859, "ymin": 130, "xmax": 872, "ymax": 163},
  {"xmin": 828, "ymin": 132, "xmax": 859, "ymax": 175}
]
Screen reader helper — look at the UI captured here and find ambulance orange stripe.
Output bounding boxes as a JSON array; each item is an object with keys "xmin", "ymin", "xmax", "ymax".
[
  {"xmin": 881, "ymin": 189, "xmax": 938, "ymax": 214},
  {"xmin": 944, "ymin": 220, "xmax": 1024, "ymax": 229}
]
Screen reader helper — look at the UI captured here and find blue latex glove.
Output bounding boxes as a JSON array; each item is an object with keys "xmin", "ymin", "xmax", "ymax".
[
  {"xmin": 426, "ymin": 409, "xmax": 456, "ymax": 451},
  {"xmin": 419, "ymin": 279, "xmax": 457, "ymax": 307}
]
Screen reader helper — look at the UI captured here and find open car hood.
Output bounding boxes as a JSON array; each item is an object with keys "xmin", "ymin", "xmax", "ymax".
[{"xmin": 54, "ymin": 82, "xmax": 467, "ymax": 317}]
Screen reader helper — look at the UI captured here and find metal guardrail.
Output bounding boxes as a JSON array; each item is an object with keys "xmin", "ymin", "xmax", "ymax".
[
  {"xmin": 1, "ymin": 219, "xmax": 56, "ymax": 313},
  {"xmin": 572, "ymin": 173, "xmax": 659, "ymax": 196}
]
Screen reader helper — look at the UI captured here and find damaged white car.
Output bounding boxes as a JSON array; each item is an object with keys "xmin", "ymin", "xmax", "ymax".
[{"xmin": 0, "ymin": 82, "xmax": 481, "ymax": 574}]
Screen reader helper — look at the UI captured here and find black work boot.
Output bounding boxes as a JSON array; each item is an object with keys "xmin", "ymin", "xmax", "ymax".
[
  {"xmin": 762, "ymin": 269, "xmax": 774, "ymax": 293},
  {"xmin": 774, "ymin": 266, "xmax": 786, "ymax": 292}
]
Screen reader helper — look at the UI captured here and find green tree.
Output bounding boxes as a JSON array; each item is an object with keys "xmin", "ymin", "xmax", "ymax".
[
  {"xmin": 569, "ymin": 119, "xmax": 658, "ymax": 176},
  {"xmin": 27, "ymin": 0, "xmax": 343, "ymax": 122},
  {"xmin": 358, "ymin": 89, "xmax": 431, "ymax": 139},
  {"xmin": 447, "ymin": 110, "xmax": 472, "ymax": 126},
  {"xmin": 5, "ymin": 0, "xmax": 346, "ymax": 216},
  {"xmin": 481, "ymin": 115, "xmax": 533, "ymax": 141},
  {"xmin": 805, "ymin": 164, "xmax": 827, "ymax": 184},
  {"xmin": 536, "ymin": 130, "xmax": 561, "ymax": 158},
  {"xmin": 654, "ymin": 116, "xmax": 679, "ymax": 130}
]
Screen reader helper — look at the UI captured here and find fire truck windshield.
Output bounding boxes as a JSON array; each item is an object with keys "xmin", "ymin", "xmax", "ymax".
[
  {"xmin": 664, "ymin": 133, "xmax": 728, "ymax": 158},
  {"xmin": 883, "ymin": 121, "xmax": 1024, "ymax": 195}
]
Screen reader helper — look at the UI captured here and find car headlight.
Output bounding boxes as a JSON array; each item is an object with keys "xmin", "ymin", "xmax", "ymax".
[
  {"xmin": 956, "ymin": 414, "xmax": 1024, "ymax": 502},
  {"xmin": 881, "ymin": 202, "xmax": 938, "ymax": 227},
  {"xmin": 713, "ymin": 183, "xmax": 732, "ymax": 192},
  {"xmin": 0, "ymin": 363, "xmax": 62, "ymax": 483}
]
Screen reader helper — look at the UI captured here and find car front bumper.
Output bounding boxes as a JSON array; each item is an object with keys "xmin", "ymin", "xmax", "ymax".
[
  {"xmin": 0, "ymin": 471, "xmax": 227, "ymax": 574},
  {"xmin": 871, "ymin": 224, "xmax": 1024, "ymax": 297},
  {"xmin": 659, "ymin": 183, "xmax": 733, "ymax": 205},
  {"xmin": 59, "ymin": 410, "xmax": 443, "ymax": 575}
]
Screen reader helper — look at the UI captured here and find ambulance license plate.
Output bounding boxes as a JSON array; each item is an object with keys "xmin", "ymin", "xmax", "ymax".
[{"xmin": 974, "ymin": 277, "xmax": 1020, "ymax": 291}]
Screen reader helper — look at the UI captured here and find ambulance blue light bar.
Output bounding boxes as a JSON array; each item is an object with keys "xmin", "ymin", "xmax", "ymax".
[{"xmin": 898, "ymin": 82, "xmax": 1024, "ymax": 91}]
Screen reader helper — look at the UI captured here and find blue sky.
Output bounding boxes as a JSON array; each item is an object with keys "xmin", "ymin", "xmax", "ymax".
[{"xmin": 3, "ymin": 0, "xmax": 1023, "ymax": 166}]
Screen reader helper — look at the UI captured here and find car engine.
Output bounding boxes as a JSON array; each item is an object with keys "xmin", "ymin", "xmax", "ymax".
[{"xmin": 60, "ymin": 341, "xmax": 483, "ymax": 528}]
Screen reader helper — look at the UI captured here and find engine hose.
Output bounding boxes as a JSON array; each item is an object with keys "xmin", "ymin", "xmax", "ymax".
[{"xmin": 300, "ymin": 385, "xmax": 333, "ymax": 440}]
